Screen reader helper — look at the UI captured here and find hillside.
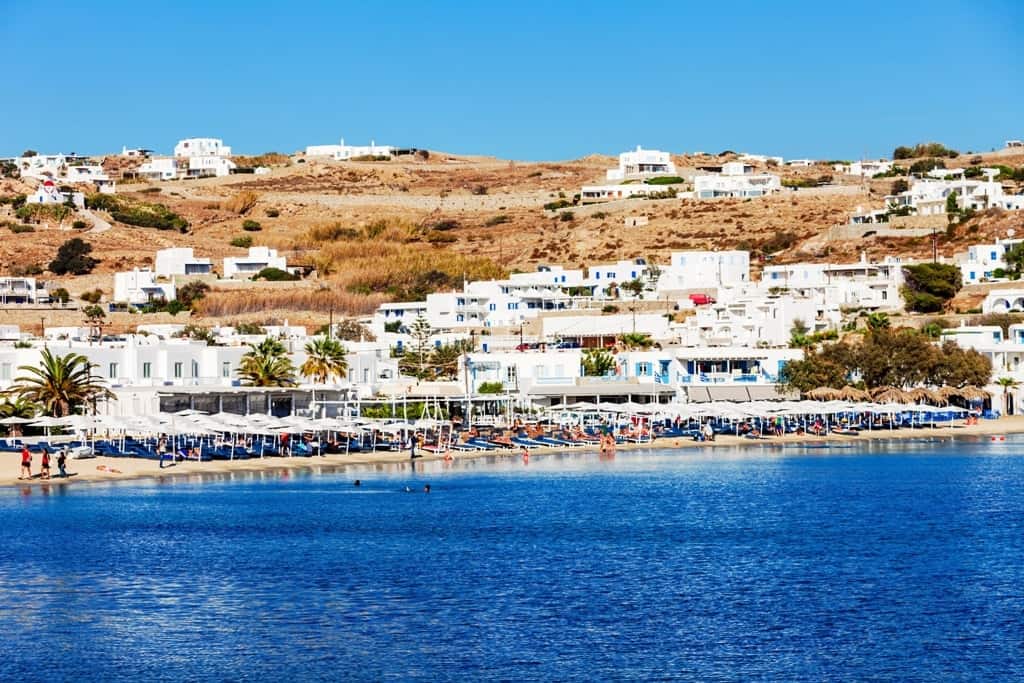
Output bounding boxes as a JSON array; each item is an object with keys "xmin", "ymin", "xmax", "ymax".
[{"xmin": 2, "ymin": 146, "xmax": 1023, "ymax": 333}]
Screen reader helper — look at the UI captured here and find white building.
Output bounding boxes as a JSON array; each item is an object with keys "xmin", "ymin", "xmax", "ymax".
[
  {"xmin": 606, "ymin": 146, "xmax": 677, "ymax": 181},
  {"xmin": 760, "ymin": 254, "xmax": 903, "ymax": 310},
  {"xmin": 174, "ymin": 138, "xmax": 231, "ymax": 157},
  {"xmin": 223, "ymin": 247, "xmax": 288, "ymax": 279},
  {"xmin": 676, "ymin": 292, "xmax": 838, "ymax": 348},
  {"xmin": 137, "ymin": 158, "xmax": 179, "ymax": 181},
  {"xmin": 586, "ymin": 259, "xmax": 657, "ymax": 295},
  {"xmin": 580, "ymin": 184, "xmax": 659, "ymax": 204},
  {"xmin": 0, "ymin": 277, "xmax": 47, "ymax": 305},
  {"xmin": 186, "ymin": 155, "xmax": 236, "ymax": 178},
  {"xmin": 982, "ymin": 289, "xmax": 1024, "ymax": 314},
  {"xmin": 694, "ymin": 162, "xmax": 781, "ymax": 199},
  {"xmin": 65, "ymin": 164, "xmax": 116, "ymax": 193},
  {"xmin": 305, "ymin": 138, "xmax": 395, "ymax": 160},
  {"xmin": 154, "ymin": 248, "xmax": 214, "ymax": 277},
  {"xmin": 956, "ymin": 238, "xmax": 1019, "ymax": 285},
  {"xmin": 659, "ymin": 251, "xmax": 750, "ymax": 292},
  {"xmin": 27, "ymin": 180, "xmax": 84, "ymax": 208},
  {"xmin": 886, "ymin": 170, "xmax": 1024, "ymax": 216},
  {"xmin": 120, "ymin": 146, "xmax": 154, "ymax": 158},
  {"xmin": 113, "ymin": 269, "xmax": 176, "ymax": 306},
  {"xmin": 15, "ymin": 154, "xmax": 67, "ymax": 180},
  {"xmin": 785, "ymin": 159, "xmax": 817, "ymax": 167},
  {"xmin": 834, "ymin": 160, "xmax": 894, "ymax": 177}
]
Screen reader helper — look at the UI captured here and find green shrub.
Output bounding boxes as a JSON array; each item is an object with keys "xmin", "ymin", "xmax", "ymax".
[
  {"xmin": 242, "ymin": 219, "xmax": 262, "ymax": 231},
  {"xmin": 544, "ymin": 199, "xmax": 573, "ymax": 211},
  {"xmin": 254, "ymin": 267, "xmax": 298, "ymax": 281},
  {"xmin": 16, "ymin": 203, "xmax": 72, "ymax": 223},
  {"xmin": 0, "ymin": 194, "xmax": 27, "ymax": 208},
  {"xmin": 48, "ymin": 287, "xmax": 70, "ymax": 304},
  {"xmin": 559, "ymin": 211, "xmax": 575, "ymax": 222},
  {"xmin": 265, "ymin": 208, "xmax": 280, "ymax": 218},
  {"xmin": 49, "ymin": 238, "xmax": 97, "ymax": 275},
  {"xmin": 230, "ymin": 235, "xmax": 253, "ymax": 248},
  {"xmin": 909, "ymin": 158, "xmax": 946, "ymax": 175},
  {"xmin": 9, "ymin": 223, "xmax": 34, "ymax": 234},
  {"xmin": 84, "ymin": 193, "xmax": 120, "ymax": 211},
  {"xmin": 602, "ymin": 305, "xmax": 619, "ymax": 313},
  {"xmin": 72, "ymin": 220, "xmax": 88, "ymax": 230},
  {"xmin": 384, "ymin": 320, "xmax": 403, "ymax": 333},
  {"xmin": 893, "ymin": 143, "xmax": 959, "ymax": 159},
  {"xmin": 432, "ymin": 219, "xmax": 459, "ymax": 231},
  {"xmin": 477, "ymin": 381, "xmax": 506, "ymax": 394},
  {"xmin": 902, "ymin": 263, "xmax": 961, "ymax": 312},
  {"xmin": 80, "ymin": 288, "xmax": 103, "ymax": 304},
  {"xmin": 110, "ymin": 203, "xmax": 189, "ymax": 232},
  {"xmin": 646, "ymin": 176, "xmax": 684, "ymax": 185}
]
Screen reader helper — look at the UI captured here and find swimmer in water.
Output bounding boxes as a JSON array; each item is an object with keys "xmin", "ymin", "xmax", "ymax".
[
  {"xmin": 354, "ymin": 479, "xmax": 361, "ymax": 487},
  {"xmin": 424, "ymin": 484, "xmax": 431, "ymax": 493}
]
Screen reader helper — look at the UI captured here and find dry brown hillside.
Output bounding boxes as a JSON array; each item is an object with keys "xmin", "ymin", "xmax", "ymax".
[{"xmin": 2, "ymin": 147, "xmax": 1022, "ymax": 332}]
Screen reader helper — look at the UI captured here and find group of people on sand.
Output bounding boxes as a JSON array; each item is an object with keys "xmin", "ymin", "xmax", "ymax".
[{"xmin": 18, "ymin": 445, "xmax": 67, "ymax": 480}]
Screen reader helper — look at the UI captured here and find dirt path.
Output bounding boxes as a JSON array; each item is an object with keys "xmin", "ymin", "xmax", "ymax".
[{"xmin": 81, "ymin": 208, "xmax": 112, "ymax": 233}]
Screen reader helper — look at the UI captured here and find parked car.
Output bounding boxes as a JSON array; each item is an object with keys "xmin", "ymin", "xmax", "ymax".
[{"xmin": 688, "ymin": 293, "xmax": 716, "ymax": 305}]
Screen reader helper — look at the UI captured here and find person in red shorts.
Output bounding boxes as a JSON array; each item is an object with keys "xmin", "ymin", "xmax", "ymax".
[{"xmin": 19, "ymin": 446, "xmax": 32, "ymax": 480}]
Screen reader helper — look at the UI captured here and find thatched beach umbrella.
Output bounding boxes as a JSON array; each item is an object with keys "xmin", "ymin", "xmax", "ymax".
[
  {"xmin": 871, "ymin": 386, "xmax": 912, "ymax": 404},
  {"xmin": 805, "ymin": 387, "xmax": 838, "ymax": 401},
  {"xmin": 836, "ymin": 385, "xmax": 872, "ymax": 402},
  {"xmin": 906, "ymin": 387, "xmax": 942, "ymax": 404},
  {"xmin": 959, "ymin": 386, "xmax": 991, "ymax": 402}
]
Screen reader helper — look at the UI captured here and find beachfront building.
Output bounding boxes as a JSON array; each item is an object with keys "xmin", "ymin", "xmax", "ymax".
[
  {"xmin": 137, "ymin": 158, "xmax": 179, "ymax": 181},
  {"xmin": 0, "ymin": 277, "xmax": 47, "ymax": 305},
  {"xmin": 833, "ymin": 160, "xmax": 894, "ymax": 177},
  {"xmin": 174, "ymin": 138, "xmax": 231, "ymax": 157},
  {"xmin": 760, "ymin": 254, "xmax": 904, "ymax": 310},
  {"xmin": 113, "ymin": 269, "xmax": 176, "ymax": 307},
  {"xmin": 885, "ymin": 170, "xmax": 1024, "ymax": 216},
  {"xmin": 154, "ymin": 248, "xmax": 214, "ymax": 277},
  {"xmin": 223, "ymin": 247, "xmax": 289, "ymax": 279},
  {"xmin": 606, "ymin": 146, "xmax": 676, "ymax": 181},
  {"xmin": 693, "ymin": 162, "xmax": 781, "ymax": 199},
  {"xmin": 942, "ymin": 322, "xmax": 1022, "ymax": 413},
  {"xmin": 674, "ymin": 347, "xmax": 801, "ymax": 402},
  {"xmin": 676, "ymin": 291, "xmax": 838, "ymax": 348}
]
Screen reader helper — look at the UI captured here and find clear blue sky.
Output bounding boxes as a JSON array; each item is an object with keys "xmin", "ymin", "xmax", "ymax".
[{"xmin": 2, "ymin": 0, "xmax": 1021, "ymax": 160}]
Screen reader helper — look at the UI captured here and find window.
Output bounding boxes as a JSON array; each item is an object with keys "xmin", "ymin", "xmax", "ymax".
[
  {"xmin": 108, "ymin": 363, "xmax": 118, "ymax": 379},
  {"xmin": 362, "ymin": 368, "xmax": 369, "ymax": 384},
  {"xmin": 173, "ymin": 362, "xmax": 182, "ymax": 378},
  {"xmin": 506, "ymin": 366, "xmax": 517, "ymax": 383},
  {"xmin": 489, "ymin": 303, "xmax": 496, "ymax": 311},
  {"xmin": 222, "ymin": 361, "xmax": 231, "ymax": 378},
  {"xmin": 142, "ymin": 362, "xmax": 151, "ymax": 379},
  {"xmin": 0, "ymin": 363, "xmax": 10, "ymax": 381},
  {"xmin": 191, "ymin": 360, "xmax": 199, "ymax": 377}
]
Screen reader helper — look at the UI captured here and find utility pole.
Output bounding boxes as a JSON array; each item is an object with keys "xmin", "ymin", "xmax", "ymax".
[{"xmin": 327, "ymin": 305, "xmax": 334, "ymax": 339}]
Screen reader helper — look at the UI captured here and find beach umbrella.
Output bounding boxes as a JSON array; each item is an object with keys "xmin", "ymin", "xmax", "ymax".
[
  {"xmin": 805, "ymin": 387, "xmax": 838, "ymax": 401},
  {"xmin": 871, "ymin": 386, "xmax": 912, "ymax": 404},
  {"xmin": 835, "ymin": 385, "xmax": 872, "ymax": 402},
  {"xmin": 0, "ymin": 416, "xmax": 34, "ymax": 425}
]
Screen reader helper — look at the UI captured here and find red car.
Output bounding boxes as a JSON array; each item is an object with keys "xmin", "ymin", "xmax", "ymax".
[{"xmin": 688, "ymin": 293, "xmax": 716, "ymax": 305}]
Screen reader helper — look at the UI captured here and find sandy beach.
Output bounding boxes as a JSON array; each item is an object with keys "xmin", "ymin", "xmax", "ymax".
[{"xmin": 4, "ymin": 417, "xmax": 1024, "ymax": 489}]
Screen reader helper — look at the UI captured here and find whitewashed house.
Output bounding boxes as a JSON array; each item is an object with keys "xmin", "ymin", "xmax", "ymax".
[
  {"xmin": 580, "ymin": 184, "xmax": 658, "ymax": 204},
  {"xmin": 834, "ymin": 160, "xmax": 894, "ymax": 177},
  {"xmin": 659, "ymin": 251, "xmax": 750, "ymax": 292},
  {"xmin": 113, "ymin": 269, "xmax": 176, "ymax": 306},
  {"xmin": 955, "ymin": 239, "xmax": 1020, "ymax": 284},
  {"xmin": 154, "ymin": 248, "xmax": 214, "ymax": 277},
  {"xmin": 66, "ymin": 164, "xmax": 116, "ymax": 193},
  {"xmin": 306, "ymin": 138, "xmax": 395, "ymax": 160},
  {"xmin": 174, "ymin": 138, "xmax": 231, "ymax": 157},
  {"xmin": 223, "ymin": 247, "xmax": 288, "ymax": 279},
  {"xmin": 760, "ymin": 254, "xmax": 903, "ymax": 310},
  {"xmin": 0, "ymin": 277, "xmax": 47, "ymax": 305},
  {"xmin": 186, "ymin": 156, "xmax": 236, "ymax": 178},
  {"xmin": 694, "ymin": 162, "xmax": 781, "ymax": 199},
  {"xmin": 16, "ymin": 154, "xmax": 67, "ymax": 179},
  {"xmin": 886, "ymin": 170, "xmax": 1024, "ymax": 216},
  {"xmin": 27, "ymin": 180, "xmax": 84, "ymax": 207},
  {"xmin": 606, "ymin": 146, "xmax": 676, "ymax": 181},
  {"xmin": 137, "ymin": 158, "xmax": 179, "ymax": 181},
  {"xmin": 982, "ymin": 290, "xmax": 1024, "ymax": 314}
]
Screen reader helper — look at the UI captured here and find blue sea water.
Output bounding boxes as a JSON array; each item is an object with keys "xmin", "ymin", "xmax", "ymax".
[{"xmin": 1, "ymin": 438, "xmax": 1023, "ymax": 681}]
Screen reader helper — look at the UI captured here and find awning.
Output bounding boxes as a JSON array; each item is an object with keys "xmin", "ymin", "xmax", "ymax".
[
  {"xmin": 748, "ymin": 385, "xmax": 791, "ymax": 401},
  {"xmin": 686, "ymin": 387, "xmax": 711, "ymax": 403},
  {"xmin": 708, "ymin": 386, "xmax": 751, "ymax": 402}
]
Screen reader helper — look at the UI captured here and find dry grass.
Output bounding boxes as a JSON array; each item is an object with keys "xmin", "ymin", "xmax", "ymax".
[
  {"xmin": 196, "ymin": 286, "xmax": 387, "ymax": 317},
  {"xmin": 222, "ymin": 190, "xmax": 260, "ymax": 215}
]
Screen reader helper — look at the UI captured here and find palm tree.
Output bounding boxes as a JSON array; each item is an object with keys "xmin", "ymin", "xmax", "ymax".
[
  {"xmin": 238, "ymin": 338, "xmax": 297, "ymax": 387},
  {"xmin": 11, "ymin": 348, "xmax": 113, "ymax": 417},
  {"xmin": 996, "ymin": 376, "xmax": 1019, "ymax": 416},
  {"xmin": 300, "ymin": 337, "xmax": 349, "ymax": 384},
  {"xmin": 0, "ymin": 396, "xmax": 37, "ymax": 437},
  {"xmin": 865, "ymin": 312, "xmax": 891, "ymax": 332}
]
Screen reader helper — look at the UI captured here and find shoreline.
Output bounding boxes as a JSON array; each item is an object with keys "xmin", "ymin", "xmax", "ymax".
[{"xmin": 4, "ymin": 417, "xmax": 1024, "ymax": 489}]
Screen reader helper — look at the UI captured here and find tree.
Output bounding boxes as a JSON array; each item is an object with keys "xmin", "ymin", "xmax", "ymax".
[
  {"xmin": 778, "ymin": 355, "xmax": 849, "ymax": 393},
  {"xmin": 618, "ymin": 332, "xmax": 654, "ymax": 350},
  {"xmin": 1005, "ymin": 243, "xmax": 1024, "ymax": 278},
  {"xmin": 789, "ymin": 319, "xmax": 812, "ymax": 349},
  {"xmin": 49, "ymin": 238, "xmax": 98, "ymax": 275},
  {"xmin": 300, "ymin": 337, "xmax": 348, "ymax": 384},
  {"xmin": 11, "ymin": 349, "xmax": 112, "ymax": 417},
  {"xmin": 996, "ymin": 377, "xmax": 1018, "ymax": 416},
  {"xmin": 399, "ymin": 315, "xmax": 433, "ymax": 380},
  {"xmin": 865, "ymin": 312, "xmax": 891, "ymax": 332},
  {"xmin": 83, "ymin": 304, "xmax": 106, "ymax": 341},
  {"xmin": 176, "ymin": 281, "xmax": 210, "ymax": 309},
  {"xmin": 945, "ymin": 190, "xmax": 960, "ymax": 217},
  {"xmin": 0, "ymin": 396, "xmax": 37, "ymax": 436},
  {"xmin": 902, "ymin": 263, "xmax": 962, "ymax": 313},
  {"xmin": 49, "ymin": 287, "xmax": 70, "ymax": 304},
  {"xmin": 430, "ymin": 343, "xmax": 464, "ymax": 380},
  {"xmin": 622, "ymin": 278, "xmax": 645, "ymax": 298},
  {"xmin": 581, "ymin": 348, "xmax": 616, "ymax": 376},
  {"xmin": 237, "ymin": 338, "xmax": 297, "ymax": 387},
  {"xmin": 890, "ymin": 178, "xmax": 910, "ymax": 195}
]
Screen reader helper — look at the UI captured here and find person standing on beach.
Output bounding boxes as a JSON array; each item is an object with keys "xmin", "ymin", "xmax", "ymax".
[
  {"xmin": 40, "ymin": 449, "xmax": 51, "ymax": 480},
  {"xmin": 57, "ymin": 448, "xmax": 68, "ymax": 478},
  {"xmin": 409, "ymin": 434, "xmax": 417, "ymax": 460},
  {"xmin": 19, "ymin": 446, "xmax": 31, "ymax": 480}
]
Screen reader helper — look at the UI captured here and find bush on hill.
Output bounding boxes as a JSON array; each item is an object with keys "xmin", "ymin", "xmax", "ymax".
[
  {"xmin": 645, "ymin": 176, "xmax": 684, "ymax": 185},
  {"xmin": 50, "ymin": 238, "xmax": 98, "ymax": 275},
  {"xmin": 901, "ymin": 263, "xmax": 961, "ymax": 312},
  {"xmin": 254, "ymin": 267, "xmax": 299, "ymax": 282},
  {"xmin": 893, "ymin": 143, "xmax": 959, "ymax": 159}
]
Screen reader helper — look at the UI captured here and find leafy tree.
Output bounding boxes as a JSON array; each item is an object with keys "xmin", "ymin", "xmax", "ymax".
[
  {"xmin": 82, "ymin": 305, "xmax": 106, "ymax": 341},
  {"xmin": 890, "ymin": 178, "xmax": 910, "ymax": 194},
  {"xmin": 581, "ymin": 348, "xmax": 616, "ymax": 376},
  {"xmin": 902, "ymin": 263, "xmax": 962, "ymax": 313},
  {"xmin": 0, "ymin": 396, "xmax": 37, "ymax": 434},
  {"xmin": 1004, "ymin": 243, "xmax": 1024, "ymax": 278},
  {"xmin": 300, "ymin": 337, "xmax": 349, "ymax": 384},
  {"xmin": 237, "ymin": 338, "xmax": 297, "ymax": 386},
  {"xmin": 477, "ymin": 381, "xmax": 505, "ymax": 394},
  {"xmin": 384, "ymin": 320, "xmax": 403, "ymax": 334},
  {"xmin": 778, "ymin": 354, "xmax": 849, "ymax": 393},
  {"xmin": 945, "ymin": 190, "xmax": 959, "ymax": 216},
  {"xmin": 622, "ymin": 278, "xmax": 645, "ymax": 298},
  {"xmin": 789, "ymin": 319, "xmax": 812, "ymax": 349},
  {"xmin": 176, "ymin": 281, "xmax": 211, "ymax": 309},
  {"xmin": 254, "ymin": 267, "xmax": 298, "ymax": 282},
  {"xmin": 48, "ymin": 287, "xmax": 70, "ymax": 304},
  {"xmin": 11, "ymin": 349, "xmax": 112, "ymax": 417},
  {"xmin": 865, "ymin": 312, "xmax": 891, "ymax": 332},
  {"xmin": 49, "ymin": 238, "xmax": 98, "ymax": 275},
  {"xmin": 177, "ymin": 324, "xmax": 216, "ymax": 345}
]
